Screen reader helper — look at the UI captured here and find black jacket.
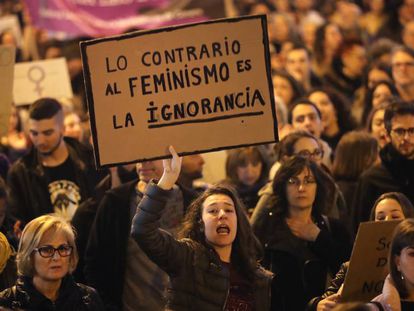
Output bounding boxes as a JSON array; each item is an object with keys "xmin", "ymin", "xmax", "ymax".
[
  {"xmin": 252, "ymin": 205, "xmax": 351, "ymax": 311},
  {"xmin": 307, "ymin": 261, "xmax": 349, "ymax": 311},
  {"xmin": 353, "ymin": 144, "xmax": 414, "ymax": 230},
  {"xmin": 0, "ymin": 275, "xmax": 103, "ymax": 310},
  {"xmin": 131, "ymin": 181, "xmax": 273, "ymax": 310},
  {"xmin": 7, "ymin": 137, "xmax": 100, "ymax": 224},
  {"xmin": 84, "ymin": 179, "xmax": 196, "ymax": 311}
]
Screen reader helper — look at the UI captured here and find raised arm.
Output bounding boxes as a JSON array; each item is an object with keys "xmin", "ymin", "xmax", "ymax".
[{"xmin": 131, "ymin": 146, "xmax": 191, "ymax": 274}]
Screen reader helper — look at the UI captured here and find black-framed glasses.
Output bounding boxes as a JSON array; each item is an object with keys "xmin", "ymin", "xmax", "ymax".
[
  {"xmin": 294, "ymin": 149, "xmax": 324, "ymax": 160},
  {"xmin": 391, "ymin": 127, "xmax": 414, "ymax": 138},
  {"xmin": 34, "ymin": 244, "xmax": 73, "ymax": 258},
  {"xmin": 287, "ymin": 176, "xmax": 316, "ymax": 187}
]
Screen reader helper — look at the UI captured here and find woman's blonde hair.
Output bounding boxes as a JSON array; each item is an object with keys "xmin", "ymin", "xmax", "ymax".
[{"xmin": 16, "ymin": 214, "xmax": 78, "ymax": 277}]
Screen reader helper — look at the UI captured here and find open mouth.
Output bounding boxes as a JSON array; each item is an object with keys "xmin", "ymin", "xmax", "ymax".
[{"xmin": 216, "ymin": 224, "xmax": 230, "ymax": 235}]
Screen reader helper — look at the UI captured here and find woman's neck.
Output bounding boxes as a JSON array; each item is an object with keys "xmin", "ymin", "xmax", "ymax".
[
  {"xmin": 288, "ymin": 206, "xmax": 312, "ymax": 222},
  {"xmin": 405, "ymin": 282, "xmax": 414, "ymax": 301},
  {"xmin": 32, "ymin": 276, "xmax": 62, "ymax": 302},
  {"xmin": 214, "ymin": 244, "xmax": 232, "ymax": 263}
]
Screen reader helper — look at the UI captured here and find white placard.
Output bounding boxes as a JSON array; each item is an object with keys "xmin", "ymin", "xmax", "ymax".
[{"xmin": 13, "ymin": 58, "xmax": 73, "ymax": 106}]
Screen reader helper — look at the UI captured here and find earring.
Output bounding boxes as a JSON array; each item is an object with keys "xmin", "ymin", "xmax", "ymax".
[{"xmin": 401, "ymin": 273, "xmax": 405, "ymax": 281}]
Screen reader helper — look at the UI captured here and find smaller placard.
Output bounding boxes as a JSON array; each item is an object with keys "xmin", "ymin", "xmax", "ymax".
[
  {"xmin": 341, "ymin": 220, "xmax": 401, "ymax": 302},
  {"xmin": 0, "ymin": 15, "xmax": 22, "ymax": 47},
  {"xmin": 13, "ymin": 58, "xmax": 73, "ymax": 106},
  {"xmin": 0, "ymin": 45, "xmax": 16, "ymax": 137}
]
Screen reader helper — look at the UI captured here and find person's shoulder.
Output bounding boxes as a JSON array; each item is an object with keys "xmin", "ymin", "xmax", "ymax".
[
  {"xmin": 359, "ymin": 163, "xmax": 390, "ymax": 180},
  {"xmin": 0, "ymin": 285, "xmax": 18, "ymax": 307},
  {"xmin": 75, "ymin": 283, "xmax": 103, "ymax": 306}
]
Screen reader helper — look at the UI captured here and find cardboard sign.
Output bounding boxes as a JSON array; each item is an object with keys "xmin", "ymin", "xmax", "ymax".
[
  {"xmin": 0, "ymin": 15, "xmax": 22, "ymax": 47},
  {"xmin": 341, "ymin": 220, "xmax": 401, "ymax": 303},
  {"xmin": 13, "ymin": 58, "xmax": 73, "ymax": 106},
  {"xmin": 0, "ymin": 45, "xmax": 15, "ymax": 137},
  {"xmin": 81, "ymin": 15, "xmax": 278, "ymax": 168}
]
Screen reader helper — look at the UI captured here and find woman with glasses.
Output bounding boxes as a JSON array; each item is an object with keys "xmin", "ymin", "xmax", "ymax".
[
  {"xmin": 259, "ymin": 131, "xmax": 344, "ymax": 222},
  {"xmin": 251, "ymin": 156, "xmax": 352, "ymax": 311},
  {"xmin": 0, "ymin": 214, "xmax": 103, "ymax": 310}
]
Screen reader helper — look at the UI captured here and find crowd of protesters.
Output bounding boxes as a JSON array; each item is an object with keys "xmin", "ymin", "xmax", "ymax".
[{"xmin": 1, "ymin": 0, "xmax": 414, "ymax": 310}]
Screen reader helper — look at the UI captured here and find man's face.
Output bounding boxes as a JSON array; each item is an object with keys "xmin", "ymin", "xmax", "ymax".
[
  {"xmin": 135, "ymin": 160, "xmax": 163, "ymax": 183},
  {"xmin": 291, "ymin": 104, "xmax": 322, "ymax": 137},
  {"xmin": 392, "ymin": 51, "xmax": 414, "ymax": 88},
  {"xmin": 389, "ymin": 114, "xmax": 414, "ymax": 159},
  {"xmin": 181, "ymin": 155, "xmax": 204, "ymax": 181},
  {"xmin": 29, "ymin": 116, "xmax": 64, "ymax": 156},
  {"xmin": 286, "ymin": 49, "xmax": 310, "ymax": 84}
]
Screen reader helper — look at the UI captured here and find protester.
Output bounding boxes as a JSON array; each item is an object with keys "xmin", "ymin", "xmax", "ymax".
[
  {"xmin": 0, "ymin": 214, "xmax": 103, "ymax": 310},
  {"xmin": 376, "ymin": 218, "xmax": 414, "ymax": 310},
  {"xmin": 332, "ymin": 131, "xmax": 378, "ymax": 231},
  {"xmin": 366, "ymin": 102, "xmax": 390, "ymax": 149},
  {"xmin": 354, "ymin": 101, "xmax": 414, "ymax": 226},
  {"xmin": 7, "ymin": 98, "xmax": 100, "ymax": 223},
  {"xmin": 224, "ymin": 146, "xmax": 269, "ymax": 216},
  {"xmin": 0, "ymin": 232, "xmax": 16, "ymax": 291},
  {"xmin": 131, "ymin": 146, "xmax": 273, "ymax": 310},
  {"xmin": 288, "ymin": 98, "xmax": 333, "ymax": 167},
  {"xmin": 307, "ymin": 87, "xmax": 356, "ymax": 151},
  {"xmin": 252, "ymin": 156, "xmax": 351, "ymax": 311},
  {"xmin": 84, "ymin": 158, "xmax": 196, "ymax": 310}
]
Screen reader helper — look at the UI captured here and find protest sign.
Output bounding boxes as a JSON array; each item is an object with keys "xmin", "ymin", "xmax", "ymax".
[
  {"xmin": 0, "ymin": 45, "xmax": 15, "ymax": 137},
  {"xmin": 0, "ymin": 15, "xmax": 22, "ymax": 46},
  {"xmin": 13, "ymin": 58, "xmax": 73, "ymax": 106},
  {"xmin": 81, "ymin": 15, "xmax": 278, "ymax": 168},
  {"xmin": 341, "ymin": 220, "xmax": 401, "ymax": 302}
]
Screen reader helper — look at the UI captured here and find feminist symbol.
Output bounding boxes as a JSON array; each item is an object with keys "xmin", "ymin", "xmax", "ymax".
[{"xmin": 28, "ymin": 65, "xmax": 46, "ymax": 97}]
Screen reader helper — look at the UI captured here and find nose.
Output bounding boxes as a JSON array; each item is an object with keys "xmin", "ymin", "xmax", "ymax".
[
  {"xmin": 218, "ymin": 209, "xmax": 227, "ymax": 219},
  {"xmin": 385, "ymin": 215, "xmax": 391, "ymax": 221},
  {"xmin": 51, "ymin": 250, "xmax": 60, "ymax": 260}
]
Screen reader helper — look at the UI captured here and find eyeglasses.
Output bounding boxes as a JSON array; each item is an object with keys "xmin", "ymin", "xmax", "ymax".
[
  {"xmin": 33, "ymin": 244, "xmax": 73, "ymax": 258},
  {"xmin": 392, "ymin": 62, "xmax": 414, "ymax": 69},
  {"xmin": 294, "ymin": 149, "xmax": 324, "ymax": 160},
  {"xmin": 287, "ymin": 176, "xmax": 316, "ymax": 187},
  {"xmin": 391, "ymin": 127, "xmax": 414, "ymax": 138}
]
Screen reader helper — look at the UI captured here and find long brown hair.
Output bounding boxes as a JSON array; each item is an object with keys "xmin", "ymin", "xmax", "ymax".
[
  {"xmin": 389, "ymin": 219, "xmax": 414, "ymax": 299},
  {"xmin": 333, "ymin": 131, "xmax": 378, "ymax": 181},
  {"xmin": 178, "ymin": 185, "xmax": 262, "ymax": 281}
]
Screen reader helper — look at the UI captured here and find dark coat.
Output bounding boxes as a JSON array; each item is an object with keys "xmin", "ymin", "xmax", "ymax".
[
  {"xmin": 7, "ymin": 137, "xmax": 100, "ymax": 224},
  {"xmin": 131, "ymin": 181, "xmax": 273, "ymax": 311},
  {"xmin": 252, "ymin": 205, "xmax": 351, "ymax": 311},
  {"xmin": 0, "ymin": 275, "xmax": 103, "ymax": 310},
  {"xmin": 353, "ymin": 144, "xmax": 414, "ymax": 231},
  {"xmin": 84, "ymin": 180, "xmax": 196, "ymax": 311},
  {"xmin": 306, "ymin": 261, "xmax": 349, "ymax": 311}
]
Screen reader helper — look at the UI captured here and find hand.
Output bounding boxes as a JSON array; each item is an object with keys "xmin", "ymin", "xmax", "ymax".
[
  {"xmin": 317, "ymin": 293, "xmax": 340, "ymax": 311},
  {"xmin": 286, "ymin": 218, "xmax": 321, "ymax": 242},
  {"xmin": 158, "ymin": 146, "xmax": 182, "ymax": 190}
]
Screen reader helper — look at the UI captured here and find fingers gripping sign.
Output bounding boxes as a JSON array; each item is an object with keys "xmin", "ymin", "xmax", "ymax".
[{"xmin": 158, "ymin": 146, "xmax": 182, "ymax": 190}]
